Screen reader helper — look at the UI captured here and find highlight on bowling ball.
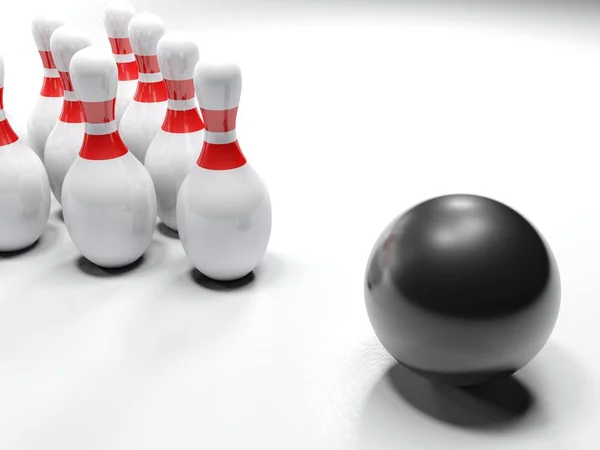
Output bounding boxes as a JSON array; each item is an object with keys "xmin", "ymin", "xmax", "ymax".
[{"xmin": 364, "ymin": 194, "xmax": 561, "ymax": 387}]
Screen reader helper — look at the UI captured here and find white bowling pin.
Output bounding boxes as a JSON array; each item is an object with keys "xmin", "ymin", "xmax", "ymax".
[
  {"xmin": 27, "ymin": 16, "xmax": 65, "ymax": 161},
  {"xmin": 45, "ymin": 26, "xmax": 91, "ymax": 205},
  {"xmin": 103, "ymin": 0, "xmax": 138, "ymax": 125},
  {"xmin": 145, "ymin": 33, "xmax": 204, "ymax": 231},
  {"xmin": 176, "ymin": 63, "xmax": 272, "ymax": 281},
  {"xmin": 119, "ymin": 12, "xmax": 167, "ymax": 163},
  {"xmin": 62, "ymin": 46, "xmax": 157, "ymax": 268},
  {"xmin": 0, "ymin": 54, "xmax": 51, "ymax": 252}
]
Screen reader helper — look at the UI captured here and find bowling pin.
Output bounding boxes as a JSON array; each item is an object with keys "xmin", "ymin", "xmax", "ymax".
[
  {"xmin": 103, "ymin": 0, "xmax": 138, "ymax": 125},
  {"xmin": 0, "ymin": 54, "xmax": 51, "ymax": 252},
  {"xmin": 145, "ymin": 33, "xmax": 204, "ymax": 231},
  {"xmin": 45, "ymin": 26, "xmax": 91, "ymax": 204},
  {"xmin": 176, "ymin": 63, "xmax": 272, "ymax": 281},
  {"xmin": 62, "ymin": 46, "xmax": 157, "ymax": 268},
  {"xmin": 119, "ymin": 12, "xmax": 168, "ymax": 163},
  {"xmin": 27, "ymin": 16, "xmax": 65, "ymax": 160}
]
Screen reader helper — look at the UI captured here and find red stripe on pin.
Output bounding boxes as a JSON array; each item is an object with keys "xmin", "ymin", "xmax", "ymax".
[
  {"xmin": 59, "ymin": 100, "xmax": 85, "ymax": 123},
  {"xmin": 117, "ymin": 61, "xmax": 138, "ymax": 81},
  {"xmin": 135, "ymin": 55, "xmax": 160, "ymax": 74},
  {"xmin": 0, "ymin": 119, "xmax": 19, "ymax": 146},
  {"xmin": 40, "ymin": 76, "xmax": 63, "ymax": 97},
  {"xmin": 197, "ymin": 141, "xmax": 246, "ymax": 170},
  {"xmin": 38, "ymin": 51, "xmax": 56, "ymax": 69},
  {"xmin": 108, "ymin": 37, "xmax": 134, "ymax": 55},
  {"xmin": 200, "ymin": 107, "xmax": 238, "ymax": 133},
  {"xmin": 80, "ymin": 99, "xmax": 116, "ymax": 123},
  {"xmin": 133, "ymin": 80, "xmax": 168, "ymax": 103},
  {"xmin": 58, "ymin": 71, "xmax": 74, "ymax": 92},
  {"xmin": 162, "ymin": 108, "xmax": 204, "ymax": 133},
  {"xmin": 0, "ymin": 88, "xmax": 20, "ymax": 145},
  {"xmin": 79, "ymin": 131, "xmax": 128, "ymax": 160},
  {"xmin": 165, "ymin": 79, "xmax": 195, "ymax": 100}
]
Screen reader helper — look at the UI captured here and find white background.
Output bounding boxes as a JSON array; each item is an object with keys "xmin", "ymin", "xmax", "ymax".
[{"xmin": 1, "ymin": 0, "xmax": 600, "ymax": 448}]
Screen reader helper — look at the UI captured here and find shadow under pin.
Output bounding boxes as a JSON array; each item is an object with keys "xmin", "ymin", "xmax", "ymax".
[
  {"xmin": 190, "ymin": 268, "xmax": 256, "ymax": 291},
  {"xmin": 0, "ymin": 223, "xmax": 61, "ymax": 258},
  {"xmin": 157, "ymin": 222, "xmax": 179, "ymax": 239},
  {"xmin": 76, "ymin": 255, "xmax": 145, "ymax": 277},
  {"xmin": 0, "ymin": 240, "xmax": 40, "ymax": 258}
]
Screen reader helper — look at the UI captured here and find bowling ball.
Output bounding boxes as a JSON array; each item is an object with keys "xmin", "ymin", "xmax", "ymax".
[{"xmin": 364, "ymin": 194, "xmax": 561, "ymax": 386}]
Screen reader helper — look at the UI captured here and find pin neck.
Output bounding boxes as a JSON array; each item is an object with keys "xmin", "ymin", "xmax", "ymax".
[
  {"xmin": 164, "ymin": 79, "xmax": 196, "ymax": 111},
  {"xmin": 161, "ymin": 80, "xmax": 204, "ymax": 132},
  {"xmin": 197, "ymin": 140, "xmax": 246, "ymax": 170},
  {"xmin": 108, "ymin": 37, "xmax": 138, "ymax": 81},
  {"xmin": 38, "ymin": 50, "xmax": 56, "ymax": 69},
  {"xmin": 117, "ymin": 60, "xmax": 138, "ymax": 81},
  {"xmin": 165, "ymin": 79, "xmax": 194, "ymax": 101},
  {"xmin": 59, "ymin": 91, "xmax": 84, "ymax": 124},
  {"xmin": 135, "ymin": 54, "xmax": 161, "ymax": 76},
  {"xmin": 162, "ymin": 108, "xmax": 204, "ymax": 134},
  {"xmin": 0, "ymin": 120, "xmax": 18, "ymax": 147},
  {"xmin": 133, "ymin": 79, "xmax": 167, "ymax": 103},
  {"xmin": 167, "ymin": 98, "xmax": 196, "ymax": 110},
  {"xmin": 38, "ymin": 51, "xmax": 63, "ymax": 97},
  {"xmin": 195, "ymin": 106, "xmax": 244, "ymax": 169},
  {"xmin": 40, "ymin": 77, "xmax": 63, "ymax": 97},
  {"xmin": 131, "ymin": 55, "xmax": 166, "ymax": 102},
  {"xmin": 78, "ymin": 98, "xmax": 127, "ymax": 160},
  {"xmin": 0, "ymin": 87, "xmax": 19, "ymax": 146},
  {"xmin": 108, "ymin": 37, "xmax": 134, "ymax": 55},
  {"xmin": 80, "ymin": 132, "xmax": 127, "ymax": 160},
  {"xmin": 201, "ymin": 107, "xmax": 238, "ymax": 133},
  {"xmin": 58, "ymin": 71, "xmax": 74, "ymax": 92},
  {"xmin": 80, "ymin": 99, "xmax": 116, "ymax": 127}
]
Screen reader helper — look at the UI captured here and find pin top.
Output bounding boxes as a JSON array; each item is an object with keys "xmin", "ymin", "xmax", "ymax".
[
  {"xmin": 103, "ymin": 0, "xmax": 136, "ymax": 38},
  {"xmin": 31, "ymin": 16, "xmax": 66, "ymax": 51},
  {"xmin": 129, "ymin": 13, "xmax": 165, "ymax": 56},
  {"xmin": 0, "ymin": 54, "xmax": 4, "ymax": 89},
  {"xmin": 50, "ymin": 26, "xmax": 92, "ymax": 73},
  {"xmin": 157, "ymin": 33, "xmax": 199, "ymax": 81},
  {"xmin": 70, "ymin": 47, "xmax": 118, "ymax": 103},
  {"xmin": 194, "ymin": 62, "xmax": 242, "ymax": 111}
]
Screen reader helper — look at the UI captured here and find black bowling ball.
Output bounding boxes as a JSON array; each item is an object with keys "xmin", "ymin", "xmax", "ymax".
[{"xmin": 364, "ymin": 194, "xmax": 561, "ymax": 386}]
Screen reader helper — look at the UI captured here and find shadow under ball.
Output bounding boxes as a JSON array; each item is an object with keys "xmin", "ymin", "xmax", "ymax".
[{"xmin": 364, "ymin": 194, "xmax": 561, "ymax": 387}]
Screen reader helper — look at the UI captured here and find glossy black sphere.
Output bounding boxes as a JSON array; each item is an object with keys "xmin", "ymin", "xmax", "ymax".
[{"xmin": 365, "ymin": 194, "xmax": 561, "ymax": 386}]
